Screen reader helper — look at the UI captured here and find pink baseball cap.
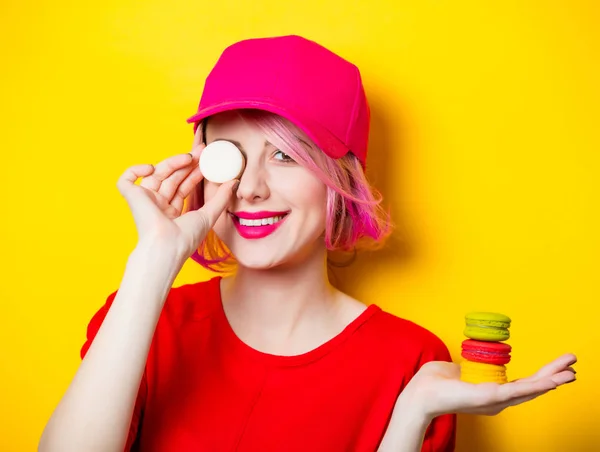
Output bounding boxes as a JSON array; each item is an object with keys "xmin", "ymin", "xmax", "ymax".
[{"xmin": 185, "ymin": 35, "xmax": 370, "ymax": 167}]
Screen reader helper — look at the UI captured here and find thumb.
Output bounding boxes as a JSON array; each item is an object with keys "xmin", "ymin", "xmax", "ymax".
[
  {"xmin": 178, "ymin": 179, "xmax": 239, "ymax": 241},
  {"xmin": 201, "ymin": 179, "xmax": 239, "ymax": 225}
]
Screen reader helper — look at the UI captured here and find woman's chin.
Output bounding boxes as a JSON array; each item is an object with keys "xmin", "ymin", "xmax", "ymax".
[
  {"xmin": 219, "ymin": 233, "xmax": 325, "ymax": 271},
  {"xmin": 233, "ymin": 254, "xmax": 284, "ymax": 270}
]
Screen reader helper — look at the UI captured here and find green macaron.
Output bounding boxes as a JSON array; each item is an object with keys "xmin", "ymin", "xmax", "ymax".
[{"xmin": 464, "ymin": 312, "xmax": 511, "ymax": 342}]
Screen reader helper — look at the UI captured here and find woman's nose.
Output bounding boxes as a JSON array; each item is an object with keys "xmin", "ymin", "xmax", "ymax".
[{"xmin": 235, "ymin": 161, "xmax": 270, "ymax": 202}]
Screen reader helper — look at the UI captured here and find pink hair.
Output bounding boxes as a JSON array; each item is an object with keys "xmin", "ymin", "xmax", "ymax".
[{"xmin": 184, "ymin": 109, "xmax": 392, "ymax": 272}]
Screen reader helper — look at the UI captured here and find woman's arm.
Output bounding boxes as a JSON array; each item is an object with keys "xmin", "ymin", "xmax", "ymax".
[
  {"xmin": 39, "ymin": 143, "xmax": 237, "ymax": 451},
  {"xmin": 38, "ymin": 245, "xmax": 182, "ymax": 452},
  {"xmin": 377, "ymin": 391, "xmax": 432, "ymax": 452}
]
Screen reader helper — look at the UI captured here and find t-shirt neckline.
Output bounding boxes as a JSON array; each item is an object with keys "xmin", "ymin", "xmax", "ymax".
[{"xmin": 209, "ymin": 276, "xmax": 381, "ymax": 367}]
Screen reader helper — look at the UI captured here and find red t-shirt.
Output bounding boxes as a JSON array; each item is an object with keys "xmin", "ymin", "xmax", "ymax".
[{"xmin": 81, "ymin": 276, "xmax": 456, "ymax": 451}]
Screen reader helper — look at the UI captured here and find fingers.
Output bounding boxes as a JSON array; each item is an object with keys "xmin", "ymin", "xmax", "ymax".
[
  {"xmin": 508, "ymin": 389, "xmax": 552, "ymax": 406},
  {"xmin": 140, "ymin": 153, "xmax": 194, "ymax": 193},
  {"xmin": 532, "ymin": 353, "xmax": 577, "ymax": 379},
  {"xmin": 462, "ymin": 380, "xmax": 554, "ymax": 416},
  {"xmin": 159, "ymin": 156, "xmax": 198, "ymax": 204},
  {"xmin": 171, "ymin": 165, "xmax": 204, "ymax": 213},
  {"xmin": 503, "ymin": 369, "xmax": 576, "ymax": 407},
  {"xmin": 480, "ymin": 389, "xmax": 552, "ymax": 415},
  {"xmin": 511, "ymin": 354, "xmax": 578, "ymax": 386},
  {"xmin": 116, "ymin": 164, "xmax": 155, "ymax": 204},
  {"xmin": 492, "ymin": 364, "xmax": 576, "ymax": 406},
  {"xmin": 121, "ymin": 139, "xmax": 207, "ymax": 222},
  {"xmin": 550, "ymin": 369, "xmax": 577, "ymax": 386},
  {"xmin": 152, "ymin": 144, "xmax": 207, "ymax": 203},
  {"xmin": 169, "ymin": 145, "xmax": 206, "ymax": 213},
  {"xmin": 498, "ymin": 378, "xmax": 557, "ymax": 401},
  {"xmin": 177, "ymin": 145, "xmax": 205, "ymax": 195}
]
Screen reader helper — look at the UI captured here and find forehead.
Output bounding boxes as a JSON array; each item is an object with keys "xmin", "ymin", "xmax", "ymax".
[
  {"xmin": 203, "ymin": 110, "xmax": 314, "ymax": 154},
  {"xmin": 205, "ymin": 111, "xmax": 257, "ymax": 139}
]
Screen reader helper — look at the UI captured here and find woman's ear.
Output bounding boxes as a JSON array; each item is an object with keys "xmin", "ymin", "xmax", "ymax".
[
  {"xmin": 201, "ymin": 119, "xmax": 209, "ymax": 145},
  {"xmin": 193, "ymin": 122, "xmax": 203, "ymax": 147}
]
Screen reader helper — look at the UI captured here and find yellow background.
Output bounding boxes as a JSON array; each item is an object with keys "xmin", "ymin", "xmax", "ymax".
[{"xmin": 1, "ymin": 0, "xmax": 598, "ymax": 450}]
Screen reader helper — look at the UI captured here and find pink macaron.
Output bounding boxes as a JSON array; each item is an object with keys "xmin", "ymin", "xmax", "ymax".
[{"xmin": 461, "ymin": 339, "xmax": 512, "ymax": 365}]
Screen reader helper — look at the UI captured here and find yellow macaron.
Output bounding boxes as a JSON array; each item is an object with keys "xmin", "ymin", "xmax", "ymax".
[{"xmin": 460, "ymin": 360, "xmax": 508, "ymax": 384}]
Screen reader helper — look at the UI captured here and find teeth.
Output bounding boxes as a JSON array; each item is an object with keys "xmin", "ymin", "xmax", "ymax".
[{"xmin": 238, "ymin": 215, "xmax": 285, "ymax": 227}]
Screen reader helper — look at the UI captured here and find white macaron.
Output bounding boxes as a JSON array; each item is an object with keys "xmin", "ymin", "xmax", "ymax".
[{"xmin": 199, "ymin": 140, "xmax": 245, "ymax": 183}]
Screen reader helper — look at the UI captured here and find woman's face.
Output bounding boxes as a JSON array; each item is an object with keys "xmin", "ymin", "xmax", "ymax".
[{"xmin": 203, "ymin": 112, "xmax": 328, "ymax": 269}]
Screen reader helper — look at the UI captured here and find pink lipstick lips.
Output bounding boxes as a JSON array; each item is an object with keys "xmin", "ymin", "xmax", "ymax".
[{"xmin": 230, "ymin": 210, "xmax": 290, "ymax": 239}]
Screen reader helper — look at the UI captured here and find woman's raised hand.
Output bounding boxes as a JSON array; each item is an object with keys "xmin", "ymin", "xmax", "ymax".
[{"xmin": 116, "ymin": 141, "xmax": 237, "ymax": 262}]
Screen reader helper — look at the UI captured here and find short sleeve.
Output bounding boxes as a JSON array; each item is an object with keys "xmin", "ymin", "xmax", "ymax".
[
  {"xmin": 419, "ymin": 334, "xmax": 457, "ymax": 452},
  {"xmin": 80, "ymin": 290, "xmax": 147, "ymax": 452}
]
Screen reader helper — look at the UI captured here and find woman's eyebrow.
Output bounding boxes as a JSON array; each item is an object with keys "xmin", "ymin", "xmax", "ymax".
[
  {"xmin": 296, "ymin": 137, "xmax": 310, "ymax": 148},
  {"xmin": 211, "ymin": 139, "xmax": 277, "ymax": 151},
  {"xmin": 212, "ymin": 138, "xmax": 245, "ymax": 150}
]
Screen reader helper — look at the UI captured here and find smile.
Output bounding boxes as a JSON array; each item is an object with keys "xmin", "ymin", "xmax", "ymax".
[
  {"xmin": 237, "ymin": 215, "xmax": 286, "ymax": 227},
  {"xmin": 230, "ymin": 211, "xmax": 290, "ymax": 239}
]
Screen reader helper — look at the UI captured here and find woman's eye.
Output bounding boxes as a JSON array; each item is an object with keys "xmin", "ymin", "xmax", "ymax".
[{"xmin": 273, "ymin": 150, "xmax": 295, "ymax": 163}]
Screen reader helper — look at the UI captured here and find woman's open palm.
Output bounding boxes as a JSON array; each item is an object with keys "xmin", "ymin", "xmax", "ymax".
[{"xmin": 405, "ymin": 353, "xmax": 577, "ymax": 419}]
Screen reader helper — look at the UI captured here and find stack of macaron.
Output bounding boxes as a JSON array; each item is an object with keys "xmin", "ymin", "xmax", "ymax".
[{"xmin": 460, "ymin": 312, "xmax": 512, "ymax": 384}]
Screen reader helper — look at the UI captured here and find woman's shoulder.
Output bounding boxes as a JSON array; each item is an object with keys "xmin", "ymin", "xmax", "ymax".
[
  {"xmin": 80, "ymin": 276, "xmax": 222, "ymax": 359},
  {"xmin": 159, "ymin": 275, "xmax": 223, "ymax": 324},
  {"xmin": 362, "ymin": 304, "xmax": 453, "ymax": 363}
]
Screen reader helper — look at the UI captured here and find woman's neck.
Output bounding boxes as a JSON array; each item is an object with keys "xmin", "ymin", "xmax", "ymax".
[{"xmin": 219, "ymin": 244, "xmax": 348, "ymax": 354}]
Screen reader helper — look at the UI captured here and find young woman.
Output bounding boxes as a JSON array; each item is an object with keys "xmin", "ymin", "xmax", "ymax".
[{"xmin": 39, "ymin": 35, "xmax": 577, "ymax": 452}]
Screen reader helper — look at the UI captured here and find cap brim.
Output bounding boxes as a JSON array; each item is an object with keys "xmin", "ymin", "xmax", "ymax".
[{"xmin": 185, "ymin": 100, "xmax": 349, "ymax": 160}]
